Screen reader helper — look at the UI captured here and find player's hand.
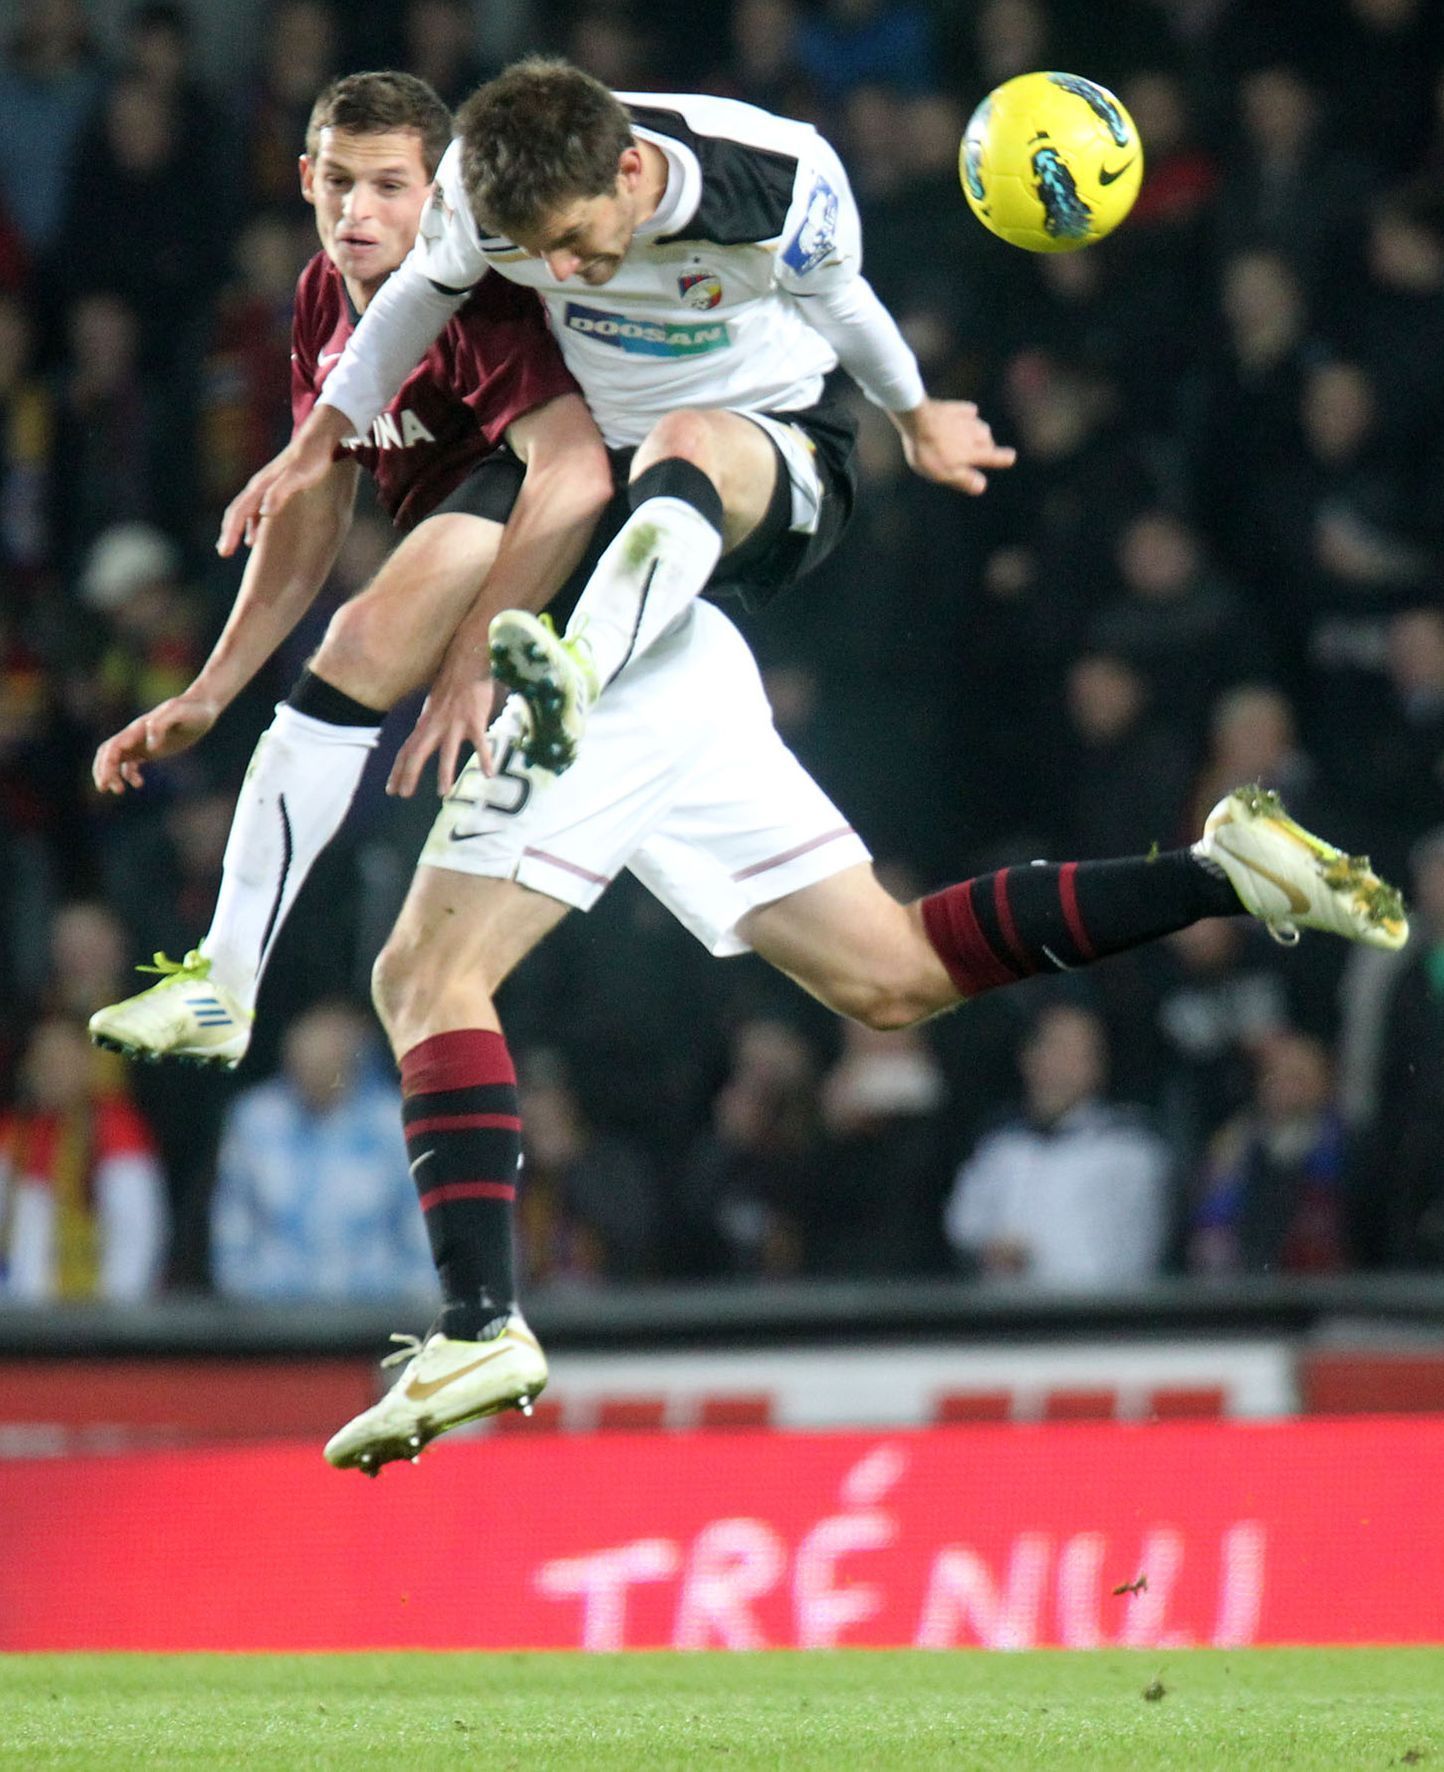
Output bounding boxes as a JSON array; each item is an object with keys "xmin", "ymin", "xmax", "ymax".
[
  {"xmin": 892, "ymin": 397, "xmax": 1016, "ymax": 495},
  {"xmin": 388, "ymin": 665, "xmax": 497, "ymax": 799},
  {"xmin": 217, "ymin": 409, "xmax": 349, "ymax": 556},
  {"xmin": 92, "ymin": 692, "xmax": 221, "ymax": 795}
]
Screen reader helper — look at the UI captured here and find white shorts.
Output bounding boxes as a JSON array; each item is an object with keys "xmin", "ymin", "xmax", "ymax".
[{"xmin": 418, "ymin": 600, "xmax": 871, "ymax": 956}]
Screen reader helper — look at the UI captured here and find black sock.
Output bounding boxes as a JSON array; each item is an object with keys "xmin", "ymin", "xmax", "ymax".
[
  {"xmin": 627, "ymin": 456, "xmax": 725, "ymax": 537},
  {"xmin": 399, "ymin": 1028, "xmax": 520, "ymax": 1340},
  {"xmin": 287, "ymin": 667, "xmax": 385, "ymax": 725},
  {"xmin": 921, "ymin": 850, "xmax": 1242, "ymax": 995}
]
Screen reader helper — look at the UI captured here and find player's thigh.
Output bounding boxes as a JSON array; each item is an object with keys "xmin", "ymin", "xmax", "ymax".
[
  {"xmin": 739, "ymin": 864, "xmax": 958, "ymax": 1029},
  {"xmin": 313, "ymin": 512, "xmax": 503, "ymax": 704},
  {"xmin": 374, "ymin": 861, "xmax": 569, "ymax": 1047},
  {"xmin": 631, "ymin": 408, "xmax": 778, "ymax": 553}
]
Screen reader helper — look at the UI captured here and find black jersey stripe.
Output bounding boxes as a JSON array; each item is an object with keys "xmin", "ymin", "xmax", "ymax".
[{"xmin": 627, "ymin": 105, "xmax": 798, "ymax": 248}]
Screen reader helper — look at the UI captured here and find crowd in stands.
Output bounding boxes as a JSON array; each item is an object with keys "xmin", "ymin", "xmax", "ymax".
[{"xmin": 3, "ymin": 0, "xmax": 1444, "ymax": 1302}]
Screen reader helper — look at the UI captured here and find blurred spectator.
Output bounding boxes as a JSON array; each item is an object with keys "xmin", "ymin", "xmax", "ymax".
[
  {"xmin": 1216, "ymin": 64, "xmax": 1376, "ymax": 301},
  {"xmin": 1090, "ymin": 506, "xmax": 1259, "ymax": 742},
  {"xmin": 1061, "ymin": 652, "xmax": 1194, "ymax": 858},
  {"xmin": 944, "ymin": 1002, "xmax": 1171, "ymax": 1288},
  {"xmin": 0, "ymin": 601, "xmax": 89, "ymax": 928},
  {"xmin": 1153, "ymin": 916, "xmax": 1291, "ymax": 1166},
  {"xmin": 795, "ymin": 0, "xmax": 936, "ymax": 102},
  {"xmin": 0, "ymin": 1013, "xmax": 166, "ymax": 1299},
  {"xmin": 1345, "ymin": 180, "xmax": 1444, "ymax": 448},
  {"xmin": 1353, "ymin": 829, "xmax": 1444, "ymax": 1265},
  {"xmin": 236, "ymin": 0, "xmax": 339, "ymax": 213},
  {"xmin": 48, "ymin": 294, "xmax": 170, "ymax": 573},
  {"xmin": 1189, "ymin": 1029, "xmax": 1348, "ymax": 1274},
  {"xmin": 0, "ymin": 0, "xmax": 103, "ymax": 258},
  {"xmin": 949, "ymin": 0, "xmax": 1054, "ymax": 95},
  {"xmin": 52, "ymin": 70, "xmax": 225, "ymax": 379},
  {"xmin": 815, "ymin": 1017, "xmax": 952, "ymax": 1274},
  {"xmin": 199, "ymin": 212, "xmax": 312, "ymax": 512},
  {"xmin": 43, "ymin": 899, "xmax": 128, "ymax": 1021},
  {"xmin": 515, "ymin": 1051, "xmax": 657, "ymax": 1285},
  {"xmin": 402, "ymin": 0, "xmax": 487, "ymax": 109},
  {"xmin": 563, "ymin": 7, "xmax": 654, "ymax": 89},
  {"xmin": 675, "ymin": 1019, "xmax": 822, "ymax": 1278},
  {"xmin": 74, "ymin": 522, "xmax": 201, "ymax": 743},
  {"xmin": 0, "ymin": 291, "xmax": 53, "ymax": 583},
  {"xmin": 211, "ymin": 999, "xmax": 434, "ymax": 1301},
  {"xmin": 1328, "ymin": 0, "xmax": 1440, "ymax": 175},
  {"xmin": 1184, "ymin": 683, "xmax": 1321, "ymax": 838},
  {"xmin": 708, "ymin": 0, "xmax": 816, "ymax": 119},
  {"xmin": 1189, "ymin": 248, "xmax": 1312, "ymax": 591},
  {"xmin": 1120, "ymin": 68, "xmax": 1220, "ymax": 244},
  {"xmin": 120, "ymin": 2, "xmax": 220, "ymax": 147},
  {"xmin": 1328, "ymin": 607, "xmax": 1444, "ymax": 883}
]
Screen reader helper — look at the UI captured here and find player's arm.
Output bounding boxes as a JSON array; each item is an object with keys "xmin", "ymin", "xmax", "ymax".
[
  {"xmin": 94, "ymin": 464, "xmax": 359, "ymax": 794},
  {"xmin": 388, "ymin": 392, "xmax": 613, "ymax": 797},
  {"xmin": 803, "ymin": 280, "xmax": 1015, "ymax": 493},
  {"xmin": 782, "ymin": 140, "xmax": 1015, "ymax": 494},
  {"xmin": 218, "ymin": 256, "xmax": 466, "ymax": 555}
]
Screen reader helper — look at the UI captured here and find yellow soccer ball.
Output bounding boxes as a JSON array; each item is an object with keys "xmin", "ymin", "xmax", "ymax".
[{"xmin": 960, "ymin": 70, "xmax": 1143, "ymax": 252}]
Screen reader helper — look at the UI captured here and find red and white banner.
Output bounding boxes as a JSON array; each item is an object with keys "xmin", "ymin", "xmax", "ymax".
[{"xmin": 1, "ymin": 1417, "xmax": 1440, "ymax": 1651}]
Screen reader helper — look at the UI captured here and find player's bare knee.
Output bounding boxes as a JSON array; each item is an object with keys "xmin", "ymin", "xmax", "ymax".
[
  {"xmin": 829, "ymin": 974, "xmax": 930, "ymax": 1032},
  {"xmin": 313, "ymin": 599, "xmax": 391, "ymax": 700},
  {"xmin": 634, "ymin": 408, "xmax": 716, "ymax": 474},
  {"xmin": 369, "ymin": 937, "xmax": 410, "ymax": 1036}
]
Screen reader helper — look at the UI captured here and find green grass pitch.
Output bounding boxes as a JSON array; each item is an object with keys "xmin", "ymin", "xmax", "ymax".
[{"xmin": 2, "ymin": 1648, "xmax": 1441, "ymax": 1769}]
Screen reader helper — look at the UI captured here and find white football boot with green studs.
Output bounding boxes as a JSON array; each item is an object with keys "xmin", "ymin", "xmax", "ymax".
[
  {"xmin": 488, "ymin": 610, "xmax": 599, "ymax": 777},
  {"xmin": 88, "ymin": 951, "xmax": 252, "ymax": 1069},
  {"xmin": 1193, "ymin": 785, "xmax": 1408, "ymax": 951}
]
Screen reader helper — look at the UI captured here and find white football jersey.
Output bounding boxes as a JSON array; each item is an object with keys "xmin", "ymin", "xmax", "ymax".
[{"xmin": 415, "ymin": 94, "xmax": 866, "ymax": 447}]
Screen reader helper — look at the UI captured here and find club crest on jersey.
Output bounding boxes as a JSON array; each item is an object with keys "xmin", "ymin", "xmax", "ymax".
[
  {"xmin": 678, "ymin": 269, "xmax": 722, "ymax": 310},
  {"xmin": 782, "ymin": 175, "xmax": 840, "ymax": 276}
]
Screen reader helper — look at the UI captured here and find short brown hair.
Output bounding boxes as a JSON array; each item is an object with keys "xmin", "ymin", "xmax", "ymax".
[
  {"xmin": 456, "ymin": 58, "xmax": 634, "ymax": 238},
  {"xmin": 305, "ymin": 71, "xmax": 452, "ymax": 178}
]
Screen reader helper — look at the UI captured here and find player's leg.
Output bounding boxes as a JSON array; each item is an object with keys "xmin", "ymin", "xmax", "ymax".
[
  {"xmin": 490, "ymin": 407, "xmax": 782, "ymax": 766},
  {"xmin": 324, "ymin": 632, "xmax": 714, "ymax": 1471},
  {"xmin": 89, "ymin": 504, "xmax": 511, "ymax": 1067},
  {"xmin": 740, "ymin": 790, "xmax": 1408, "ymax": 1029},
  {"xmin": 324, "ymin": 865, "xmax": 567, "ymax": 1475}
]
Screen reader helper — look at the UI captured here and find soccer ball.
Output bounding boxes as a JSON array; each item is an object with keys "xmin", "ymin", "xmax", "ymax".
[{"xmin": 960, "ymin": 71, "xmax": 1143, "ymax": 253}]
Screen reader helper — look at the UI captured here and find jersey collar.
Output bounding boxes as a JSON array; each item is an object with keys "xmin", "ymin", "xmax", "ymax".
[{"xmin": 630, "ymin": 122, "xmax": 700, "ymax": 241}]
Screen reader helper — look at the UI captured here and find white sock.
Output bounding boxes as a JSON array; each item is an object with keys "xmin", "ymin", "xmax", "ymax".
[
  {"xmin": 568, "ymin": 495, "xmax": 723, "ymax": 686},
  {"xmin": 201, "ymin": 703, "xmax": 379, "ymax": 1009}
]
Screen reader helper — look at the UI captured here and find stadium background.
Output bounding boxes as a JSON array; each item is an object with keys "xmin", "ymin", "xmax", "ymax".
[{"xmin": 3, "ymin": 0, "xmax": 1444, "ymax": 1654}]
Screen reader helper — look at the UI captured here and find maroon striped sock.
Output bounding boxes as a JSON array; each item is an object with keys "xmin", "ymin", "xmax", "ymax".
[
  {"xmin": 401, "ymin": 1028, "xmax": 521, "ymax": 1332},
  {"xmin": 920, "ymin": 850, "xmax": 1241, "ymax": 998}
]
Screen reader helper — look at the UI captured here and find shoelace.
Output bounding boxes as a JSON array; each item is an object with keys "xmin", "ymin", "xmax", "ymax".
[
  {"xmin": 380, "ymin": 1333, "xmax": 426, "ymax": 1370},
  {"xmin": 136, "ymin": 949, "xmax": 211, "ymax": 980}
]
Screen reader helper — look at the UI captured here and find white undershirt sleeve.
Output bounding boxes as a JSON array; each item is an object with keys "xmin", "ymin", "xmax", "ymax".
[
  {"xmin": 318, "ymin": 249, "xmax": 471, "ymax": 436},
  {"xmin": 797, "ymin": 275, "xmax": 926, "ymax": 414}
]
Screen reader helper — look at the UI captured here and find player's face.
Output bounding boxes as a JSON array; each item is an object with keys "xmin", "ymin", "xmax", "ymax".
[
  {"xmin": 300, "ymin": 128, "xmax": 433, "ymax": 303},
  {"xmin": 518, "ymin": 149, "xmax": 647, "ymax": 286}
]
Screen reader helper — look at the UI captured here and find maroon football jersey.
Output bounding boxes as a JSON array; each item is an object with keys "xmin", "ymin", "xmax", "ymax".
[{"xmin": 290, "ymin": 253, "xmax": 578, "ymax": 529}]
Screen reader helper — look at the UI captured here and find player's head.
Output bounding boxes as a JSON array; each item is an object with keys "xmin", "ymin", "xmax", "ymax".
[
  {"xmin": 457, "ymin": 58, "xmax": 643, "ymax": 285},
  {"xmin": 301, "ymin": 71, "xmax": 452, "ymax": 301}
]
